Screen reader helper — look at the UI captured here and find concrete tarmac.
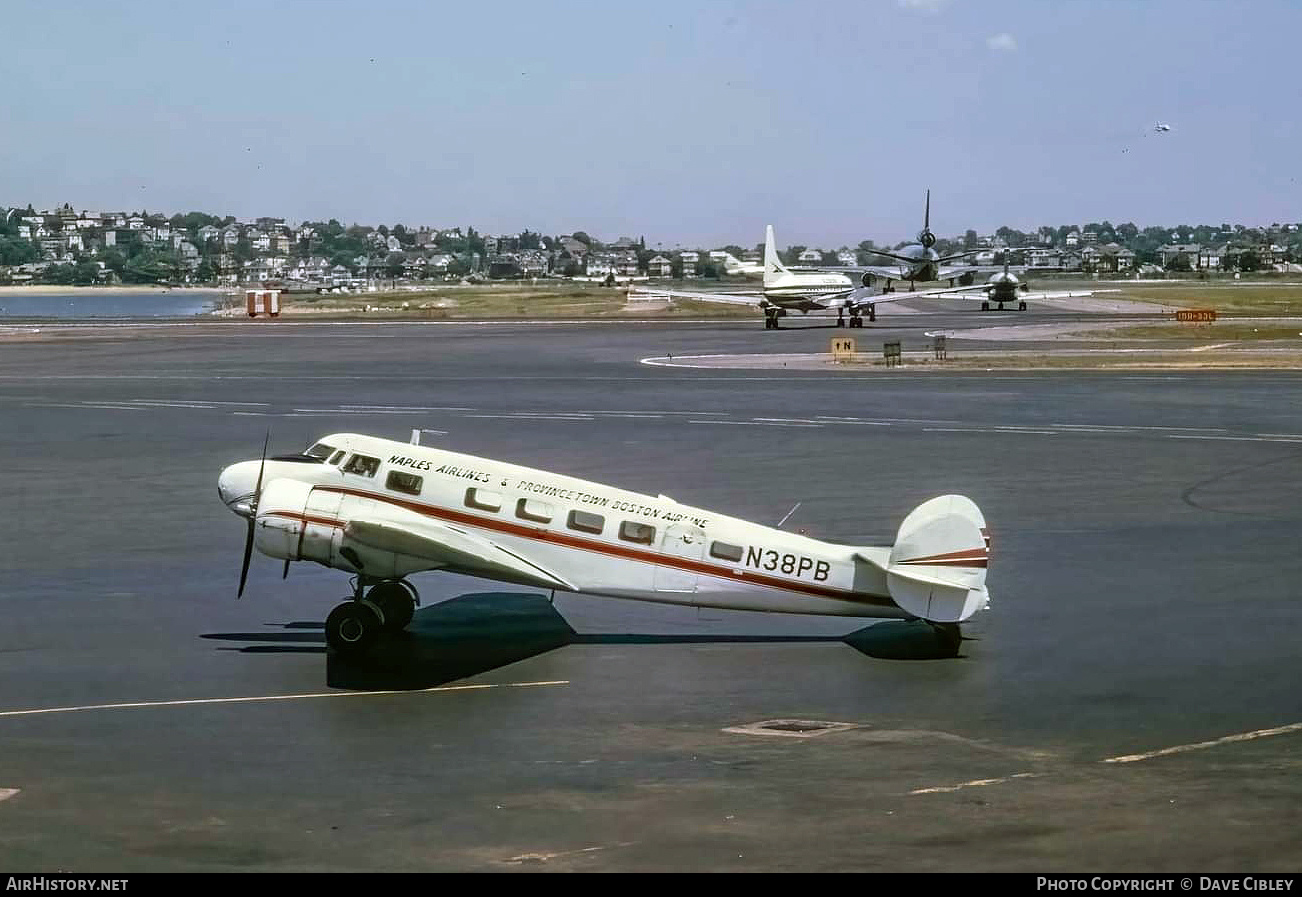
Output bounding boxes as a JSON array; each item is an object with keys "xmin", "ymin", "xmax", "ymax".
[{"xmin": 0, "ymin": 319, "xmax": 1299, "ymax": 871}]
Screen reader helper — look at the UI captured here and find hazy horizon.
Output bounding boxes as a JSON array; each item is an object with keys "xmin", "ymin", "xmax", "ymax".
[{"xmin": 4, "ymin": 0, "xmax": 1299, "ymax": 248}]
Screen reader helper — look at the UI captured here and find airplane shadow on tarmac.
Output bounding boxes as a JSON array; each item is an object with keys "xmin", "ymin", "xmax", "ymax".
[{"xmin": 201, "ymin": 592, "xmax": 963, "ymax": 690}]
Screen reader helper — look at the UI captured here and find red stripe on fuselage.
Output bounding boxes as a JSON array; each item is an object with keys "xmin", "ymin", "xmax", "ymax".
[{"xmin": 276, "ymin": 486, "xmax": 894, "ymax": 608}]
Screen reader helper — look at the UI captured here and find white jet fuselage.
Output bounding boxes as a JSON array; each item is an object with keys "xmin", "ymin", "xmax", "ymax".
[{"xmin": 219, "ymin": 433, "xmax": 990, "ymax": 622}]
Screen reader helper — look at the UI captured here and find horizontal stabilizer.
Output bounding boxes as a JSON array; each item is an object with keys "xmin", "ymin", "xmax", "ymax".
[
  {"xmin": 857, "ymin": 495, "xmax": 990, "ymax": 623},
  {"xmin": 346, "ymin": 517, "xmax": 575, "ymax": 592}
]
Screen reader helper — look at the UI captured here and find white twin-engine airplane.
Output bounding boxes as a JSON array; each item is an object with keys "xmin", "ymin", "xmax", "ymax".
[{"xmin": 218, "ymin": 432, "xmax": 991, "ymax": 655}]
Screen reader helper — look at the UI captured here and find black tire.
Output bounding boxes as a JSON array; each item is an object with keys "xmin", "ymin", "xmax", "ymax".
[
  {"xmin": 1018, "ymin": 301, "xmax": 1027, "ymax": 311},
  {"xmin": 981, "ymin": 301, "xmax": 989, "ymax": 311},
  {"xmin": 367, "ymin": 581, "xmax": 416, "ymax": 631},
  {"xmin": 868, "ymin": 307, "xmax": 876, "ymax": 322},
  {"xmin": 325, "ymin": 600, "xmax": 384, "ymax": 654}
]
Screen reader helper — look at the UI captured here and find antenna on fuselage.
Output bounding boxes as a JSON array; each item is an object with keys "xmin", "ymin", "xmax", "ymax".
[{"xmin": 777, "ymin": 501, "xmax": 802, "ymax": 528}]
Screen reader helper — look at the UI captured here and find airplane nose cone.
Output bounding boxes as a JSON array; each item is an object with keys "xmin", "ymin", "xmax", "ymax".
[{"xmin": 218, "ymin": 460, "xmax": 260, "ymax": 517}]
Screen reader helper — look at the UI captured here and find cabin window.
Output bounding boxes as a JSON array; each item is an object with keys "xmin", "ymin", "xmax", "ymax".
[
  {"xmin": 341, "ymin": 453, "xmax": 380, "ymax": 477},
  {"xmin": 567, "ymin": 509, "xmax": 605, "ymax": 534},
  {"xmin": 328, "ymin": 450, "xmax": 346, "ymax": 465},
  {"xmin": 465, "ymin": 488, "xmax": 502, "ymax": 512},
  {"xmin": 386, "ymin": 471, "xmax": 423, "ymax": 496},
  {"xmin": 305, "ymin": 441, "xmax": 335, "ymax": 460},
  {"xmin": 619, "ymin": 521, "xmax": 655, "ymax": 545},
  {"xmin": 710, "ymin": 541, "xmax": 744, "ymax": 563},
  {"xmin": 516, "ymin": 498, "xmax": 554, "ymax": 524}
]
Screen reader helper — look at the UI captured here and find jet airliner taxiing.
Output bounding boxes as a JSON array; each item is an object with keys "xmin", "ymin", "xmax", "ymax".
[
  {"xmin": 219, "ymin": 432, "xmax": 991, "ymax": 656},
  {"xmin": 837, "ymin": 190, "xmax": 978, "ymax": 293}
]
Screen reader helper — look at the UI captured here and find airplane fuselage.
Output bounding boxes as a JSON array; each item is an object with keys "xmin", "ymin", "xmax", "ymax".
[
  {"xmin": 219, "ymin": 434, "xmax": 987, "ymax": 621},
  {"xmin": 761, "ymin": 271, "xmax": 854, "ymax": 309},
  {"xmin": 985, "ymin": 272, "xmax": 1023, "ymax": 303},
  {"xmin": 891, "ymin": 244, "xmax": 941, "ymax": 282}
]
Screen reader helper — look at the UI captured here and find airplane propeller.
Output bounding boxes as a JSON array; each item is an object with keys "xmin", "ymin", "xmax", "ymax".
[{"xmin": 236, "ymin": 431, "xmax": 270, "ymax": 599}]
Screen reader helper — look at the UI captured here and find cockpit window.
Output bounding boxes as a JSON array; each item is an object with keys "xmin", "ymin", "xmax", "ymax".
[
  {"xmin": 305, "ymin": 442, "xmax": 336, "ymax": 460},
  {"xmin": 328, "ymin": 450, "xmax": 346, "ymax": 465},
  {"xmin": 341, "ymin": 453, "xmax": 380, "ymax": 477}
]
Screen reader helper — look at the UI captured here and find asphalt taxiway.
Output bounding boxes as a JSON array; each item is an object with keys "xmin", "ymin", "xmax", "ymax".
[{"xmin": 0, "ymin": 316, "xmax": 1299, "ymax": 871}]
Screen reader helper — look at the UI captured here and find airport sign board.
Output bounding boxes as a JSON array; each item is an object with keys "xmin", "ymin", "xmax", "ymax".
[{"xmin": 1175, "ymin": 309, "xmax": 1217, "ymax": 323}]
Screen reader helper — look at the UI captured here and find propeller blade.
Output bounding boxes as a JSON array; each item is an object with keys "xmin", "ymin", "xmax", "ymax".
[
  {"xmin": 237, "ymin": 429, "xmax": 271, "ymax": 600},
  {"xmin": 924, "ymin": 189, "xmax": 930, "ymax": 231},
  {"xmin": 237, "ymin": 518, "xmax": 255, "ymax": 598},
  {"xmin": 253, "ymin": 429, "xmax": 270, "ymax": 498},
  {"xmin": 282, "ymin": 557, "xmax": 290, "ymax": 579}
]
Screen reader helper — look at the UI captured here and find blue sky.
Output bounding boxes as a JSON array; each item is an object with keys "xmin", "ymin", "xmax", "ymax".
[{"xmin": 3, "ymin": 0, "xmax": 1298, "ymax": 247}]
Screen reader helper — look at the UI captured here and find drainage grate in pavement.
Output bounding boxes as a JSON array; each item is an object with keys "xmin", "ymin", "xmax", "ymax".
[{"xmin": 723, "ymin": 719, "xmax": 860, "ymax": 738}]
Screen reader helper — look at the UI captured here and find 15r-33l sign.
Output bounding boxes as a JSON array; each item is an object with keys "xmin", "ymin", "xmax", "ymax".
[{"xmin": 1175, "ymin": 309, "xmax": 1217, "ymax": 322}]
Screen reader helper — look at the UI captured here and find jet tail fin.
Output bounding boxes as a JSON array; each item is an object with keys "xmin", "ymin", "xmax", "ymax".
[
  {"xmin": 857, "ymin": 495, "xmax": 990, "ymax": 623},
  {"xmin": 763, "ymin": 225, "xmax": 790, "ymax": 286}
]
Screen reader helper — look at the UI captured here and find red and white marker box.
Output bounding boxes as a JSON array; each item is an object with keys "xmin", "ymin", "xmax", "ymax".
[{"xmin": 245, "ymin": 289, "xmax": 281, "ymax": 318}]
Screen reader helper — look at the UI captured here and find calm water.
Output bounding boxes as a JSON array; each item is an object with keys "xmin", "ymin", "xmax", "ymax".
[{"xmin": 0, "ymin": 291, "xmax": 222, "ymax": 318}]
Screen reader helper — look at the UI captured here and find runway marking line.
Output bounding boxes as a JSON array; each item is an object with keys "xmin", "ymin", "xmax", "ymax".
[
  {"xmin": 910, "ymin": 773, "xmax": 1042, "ymax": 795},
  {"xmin": 505, "ymin": 842, "xmax": 637, "ymax": 864},
  {"xmin": 913, "ymin": 721, "xmax": 1302, "ymax": 795},
  {"xmin": 1167, "ymin": 434, "xmax": 1302, "ymax": 444},
  {"xmin": 1101, "ymin": 721, "xmax": 1302, "ymax": 764},
  {"xmin": 0, "ymin": 680, "xmax": 569, "ymax": 720},
  {"xmin": 924, "ymin": 427, "xmax": 1058, "ymax": 436},
  {"xmin": 689, "ymin": 419, "xmax": 821, "ymax": 429}
]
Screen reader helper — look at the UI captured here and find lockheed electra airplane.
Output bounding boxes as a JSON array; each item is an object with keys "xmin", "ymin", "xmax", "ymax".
[{"xmin": 218, "ymin": 432, "xmax": 991, "ymax": 654}]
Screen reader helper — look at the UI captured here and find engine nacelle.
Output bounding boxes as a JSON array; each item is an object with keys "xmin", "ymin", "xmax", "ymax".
[
  {"xmin": 861, "ymin": 272, "xmax": 876, "ymax": 288},
  {"xmin": 256, "ymin": 480, "xmax": 443, "ymax": 580},
  {"xmin": 253, "ymin": 478, "xmax": 313, "ymax": 561}
]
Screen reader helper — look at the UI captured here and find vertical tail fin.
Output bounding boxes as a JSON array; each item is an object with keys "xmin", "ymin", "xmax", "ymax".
[
  {"xmin": 763, "ymin": 225, "xmax": 789, "ymax": 286},
  {"xmin": 857, "ymin": 495, "xmax": 990, "ymax": 623}
]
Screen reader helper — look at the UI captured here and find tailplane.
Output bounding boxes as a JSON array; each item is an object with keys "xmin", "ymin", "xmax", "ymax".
[{"xmin": 858, "ymin": 495, "xmax": 989, "ymax": 623}]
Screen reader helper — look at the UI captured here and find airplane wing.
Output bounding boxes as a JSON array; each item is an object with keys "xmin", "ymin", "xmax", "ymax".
[
  {"xmin": 935, "ymin": 265, "xmax": 977, "ymax": 281},
  {"xmin": 345, "ymin": 516, "xmax": 576, "ymax": 591},
  {"xmin": 627, "ymin": 286, "xmax": 764, "ymax": 306},
  {"xmin": 938, "ymin": 288, "xmax": 1122, "ymax": 302}
]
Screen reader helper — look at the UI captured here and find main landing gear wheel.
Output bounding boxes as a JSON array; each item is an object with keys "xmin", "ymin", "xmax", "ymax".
[
  {"xmin": 764, "ymin": 309, "xmax": 780, "ymax": 330},
  {"xmin": 1018, "ymin": 301, "xmax": 1027, "ymax": 311},
  {"xmin": 981, "ymin": 301, "xmax": 990, "ymax": 311},
  {"xmin": 836, "ymin": 311, "xmax": 846, "ymax": 327},
  {"xmin": 325, "ymin": 599, "xmax": 385, "ymax": 654},
  {"xmin": 997, "ymin": 302, "xmax": 1006, "ymax": 311},
  {"xmin": 868, "ymin": 306, "xmax": 876, "ymax": 322},
  {"xmin": 849, "ymin": 314, "xmax": 863, "ymax": 328},
  {"xmin": 366, "ymin": 580, "xmax": 417, "ymax": 632}
]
